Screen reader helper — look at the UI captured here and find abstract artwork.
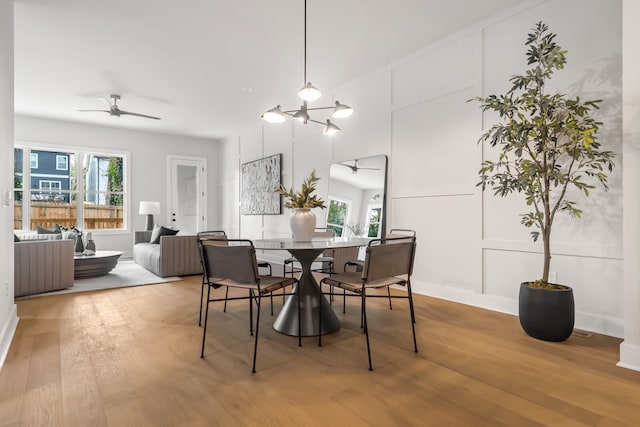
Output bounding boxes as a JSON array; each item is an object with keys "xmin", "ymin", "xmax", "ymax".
[{"xmin": 241, "ymin": 153, "xmax": 282, "ymax": 215}]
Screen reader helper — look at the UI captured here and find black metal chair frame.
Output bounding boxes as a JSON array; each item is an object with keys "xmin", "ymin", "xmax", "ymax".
[
  {"xmin": 336, "ymin": 229, "xmax": 417, "ymax": 316},
  {"xmin": 198, "ymin": 238, "xmax": 299, "ymax": 373},
  {"xmin": 197, "ymin": 231, "xmax": 274, "ymax": 326},
  {"xmin": 319, "ymin": 236, "xmax": 418, "ymax": 370}
]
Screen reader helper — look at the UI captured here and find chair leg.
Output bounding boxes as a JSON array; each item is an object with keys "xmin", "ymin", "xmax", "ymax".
[
  {"xmin": 318, "ymin": 281, "xmax": 323, "ymax": 347},
  {"xmin": 200, "ymin": 284, "xmax": 213, "ymax": 358},
  {"xmin": 407, "ymin": 279, "xmax": 417, "ymax": 325},
  {"xmin": 198, "ymin": 282, "xmax": 205, "ymax": 326},
  {"xmin": 251, "ymin": 294, "xmax": 261, "ymax": 374},
  {"xmin": 223, "ymin": 287, "xmax": 229, "ymax": 312},
  {"xmin": 387, "ymin": 286, "xmax": 393, "ymax": 310},
  {"xmin": 249, "ymin": 289, "xmax": 254, "ymax": 336},
  {"xmin": 362, "ymin": 290, "xmax": 373, "ymax": 371},
  {"xmin": 407, "ymin": 282, "xmax": 418, "ymax": 351},
  {"xmin": 298, "ymin": 285, "xmax": 302, "ymax": 347},
  {"xmin": 343, "ymin": 289, "xmax": 346, "ymax": 314}
]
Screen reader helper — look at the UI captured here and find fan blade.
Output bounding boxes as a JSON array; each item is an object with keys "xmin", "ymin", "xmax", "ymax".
[
  {"xmin": 118, "ymin": 109, "xmax": 161, "ymax": 120},
  {"xmin": 77, "ymin": 109, "xmax": 110, "ymax": 113},
  {"xmin": 98, "ymin": 97, "xmax": 112, "ymax": 107},
  {"xmin": 356, "ymin": 167, "xmax": 381, "ymax": 171}
]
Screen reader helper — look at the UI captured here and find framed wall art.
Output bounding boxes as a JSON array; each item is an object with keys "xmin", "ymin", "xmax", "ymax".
[{"xmin": 241, "ymin": 153, "xmax": 282, "ymax": 215}]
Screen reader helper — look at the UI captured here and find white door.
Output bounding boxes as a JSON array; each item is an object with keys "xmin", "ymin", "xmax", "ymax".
[{"xmin": 168, "ymin": 156, "xmax": 206, "ymax": 234}]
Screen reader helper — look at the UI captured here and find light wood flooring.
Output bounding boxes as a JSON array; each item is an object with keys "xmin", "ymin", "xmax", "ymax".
[{"xmin": 1, "ymin": 274, "xmax": 639, "ymax": 426}]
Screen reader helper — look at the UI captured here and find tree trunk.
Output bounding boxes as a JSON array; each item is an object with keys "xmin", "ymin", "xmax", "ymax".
[{"xmin": 542, "ymin": 228, "xmax": 551, "ymax": 283}]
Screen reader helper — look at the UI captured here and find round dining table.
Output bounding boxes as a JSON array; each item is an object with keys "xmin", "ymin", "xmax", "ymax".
[{"xmin": 252, "ymin": 237, "xmax": 369, "ymax": 337}]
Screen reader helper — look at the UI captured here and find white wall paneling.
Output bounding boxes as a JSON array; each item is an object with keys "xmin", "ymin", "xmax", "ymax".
[{"xmin": 223, "ymin": 0, "xmax": 626, "ymax": 349}]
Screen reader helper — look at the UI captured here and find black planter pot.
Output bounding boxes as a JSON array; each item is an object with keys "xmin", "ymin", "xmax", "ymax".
[{"xmin": 518, "ymin": 282, "xmax": 574, "ymax": 342}]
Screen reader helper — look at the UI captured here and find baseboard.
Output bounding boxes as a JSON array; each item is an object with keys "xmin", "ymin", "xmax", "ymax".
[
  {"xmin": 618, "ymin": 342, "xmax": 640, "ymax": 372},
  {"xmin": 0, "ymin": 303, "xmax": 18, "ymax": 372},
  {"xmin": 411, "ymin": 279, "xmax": 624, "ymax": 338}
]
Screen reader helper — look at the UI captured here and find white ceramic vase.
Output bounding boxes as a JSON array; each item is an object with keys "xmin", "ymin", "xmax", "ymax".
[{"xmin": 290, "ymin": 208, "xmax": 316, "ymax": 242}]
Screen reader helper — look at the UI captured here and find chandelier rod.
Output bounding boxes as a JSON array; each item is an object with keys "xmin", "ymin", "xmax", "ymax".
[{"xmin": 303, "ymin": 0, "xmax": 307, "ymax": 86}]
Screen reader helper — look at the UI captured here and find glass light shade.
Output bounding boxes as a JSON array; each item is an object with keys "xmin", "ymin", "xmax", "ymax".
[
  {"xmin": 323, "ymin": 119, "xmax": 341, "ymax": 135},
  {"xmin": 139, "ymin": 201, "xmax": 160, "ymax": 215},
  {"xmin": 298, "ymin": 82, "xmax": 321, "ymax": 101},
  {"xmin": 262, "ymin": 105, "xmax": 286, "ymax": 123},
  {"xmin": 332, "ymin": 101, "xmax": 353, "ymax": 118}
]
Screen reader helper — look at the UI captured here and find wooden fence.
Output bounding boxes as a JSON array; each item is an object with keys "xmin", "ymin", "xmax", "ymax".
[{"xmin": 14, "ymin": 202, "xmax": 124, "ymax": 230}]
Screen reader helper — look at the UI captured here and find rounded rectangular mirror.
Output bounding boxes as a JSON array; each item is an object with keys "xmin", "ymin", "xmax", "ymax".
[{"xmin": 326, "ymin": 155, "xmax": 388, "ymax": 238}]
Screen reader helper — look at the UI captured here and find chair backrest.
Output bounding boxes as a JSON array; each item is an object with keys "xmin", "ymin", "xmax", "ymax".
[
  {"xmin": 386, "ymin": 228, "xmax": 416, "ymax": 242},
  {"xmin": 313, "ymin": 228, "xmax": 336, "ymax": 239},
  {"xmin": 362, "ymin": 238, "xmax": 416, "ymax": 282},
  {"xmin": 197, "ymin": 230, "xmax": 229, "ymax": 246},
  {"xmin": 199, "ymin": 239, "xmax": 260, "ymax": 285}
]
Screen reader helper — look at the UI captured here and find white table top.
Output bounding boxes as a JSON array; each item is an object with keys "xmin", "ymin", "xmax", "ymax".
[{"xmin": 252, "ymin": 237, "xmax": 370, "ymax": 251}]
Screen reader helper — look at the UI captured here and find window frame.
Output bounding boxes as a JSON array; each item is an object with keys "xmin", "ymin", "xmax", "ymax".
[
  {"xmin": 56, "ymin": 154, "xmax": 68, "ymax": 171},
  {"xmin": 365, "ymin": 205, "xmax": 383, "ymax": 238},
  {"xmin": 326, "ymin": 196, "xmax": 351, "ymax": 237},
  {"xmin": 14, "ymin": 142, "xmax": 130, "ymax": 234},
  {"xmin": 30, "ymin": 152, "xmax": 38, "ymax": 169},
  {"xmin": 39, "ymin": 180, "xmax": 62, "ymax": 191}
]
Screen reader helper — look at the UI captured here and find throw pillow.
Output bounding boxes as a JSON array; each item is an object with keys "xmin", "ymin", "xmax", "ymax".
[
  {"xmin": 36, "ymin": 225, "xmax": 60, "ymax": 235},
  {"xmin": 150, "ymin": 225, "xmax": 179, "ymax": 244},
  {"xmin": 14, "ymin": 234, "xmax": 20, "ymax": 242}
]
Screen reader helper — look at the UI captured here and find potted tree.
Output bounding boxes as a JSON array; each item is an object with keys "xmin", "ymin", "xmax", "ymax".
[
  {"xmin": 276, "ymin": 169, "xmax": 327, "ymax": 241},
  {"xmin": 472, "ymin": 22, "xmax": 615, "ymax": 341}
]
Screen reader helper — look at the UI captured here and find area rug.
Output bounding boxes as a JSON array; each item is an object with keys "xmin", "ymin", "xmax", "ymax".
[{"xmin": 18, "ymin": 260, "xmax": 181, "ymax": 298}]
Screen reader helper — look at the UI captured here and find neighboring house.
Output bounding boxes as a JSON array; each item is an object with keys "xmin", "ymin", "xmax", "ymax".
[{"xmin": 14, "ymin": 149, "xmax": 71, "ymax": 202}]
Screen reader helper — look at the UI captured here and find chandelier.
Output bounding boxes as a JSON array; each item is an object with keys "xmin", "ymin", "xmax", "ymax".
[{"xmin": 261, "ymin": 0, "xmax": 353, "ymax": 135}]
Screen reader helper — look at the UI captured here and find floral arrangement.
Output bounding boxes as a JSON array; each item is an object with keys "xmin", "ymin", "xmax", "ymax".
[{"xmin": 275, "ymin": 169, "xmax": 326, "ymax": 209}]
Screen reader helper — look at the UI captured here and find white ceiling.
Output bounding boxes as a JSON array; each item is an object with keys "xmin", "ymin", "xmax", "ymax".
[{"xmin": 14, "ymin": 0, "xmax": 527, "ymax": 140}]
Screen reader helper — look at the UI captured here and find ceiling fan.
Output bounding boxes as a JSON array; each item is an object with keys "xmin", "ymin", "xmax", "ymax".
[
  {"xmin": 78, "ymin": 94, "xmax": 161, "ymax": 120},
  {"xmin": 338, "ymin": 159, "xmax": 381, "ymax": 174}
]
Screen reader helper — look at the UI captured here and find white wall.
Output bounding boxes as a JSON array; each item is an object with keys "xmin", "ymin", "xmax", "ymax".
[
  {"xmin": 14, "ymin": 116, "xmax": 222, "ymax": 258},
  {"xmin": 0, "ymin": 0, "xmax": 17, "ymax": 370},
  {"xmin": 224, "ymin": 0, "xmax": 625, "ymax": 339},
  {"xmin": 620, "ymin": 0, "xmax": 640, "ymax": 371}
]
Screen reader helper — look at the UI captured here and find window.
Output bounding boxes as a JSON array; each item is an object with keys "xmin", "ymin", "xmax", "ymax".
[
  {"xmin": 56, "ymin": 155, "xmax": 68, "ymax": 170},
  {"xmin": 39, "ymin": 180, "xmax": 62, "ymax": 191},
  {"xmin": 14, "ymin": 146, "xmax": 128, "ymax": 232},
  {"xmin": 327, "ymin": 198, "xmax": 349, "ymax": 237},
  {"xmin": 365, "ymin": 207, "xmax": 382, "ymax": 238}
]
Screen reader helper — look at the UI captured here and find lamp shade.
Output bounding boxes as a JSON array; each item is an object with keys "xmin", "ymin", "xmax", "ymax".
[
  {"xmin": 332, "ymin": 101, "xmax": 353, "ymax": 118},
  {"xmin": 298, "ymin": 82, "xmax": 321, "ymax": 101},
  {"xmin": 139, "ymin": 201, "xmax": 160, "ymax": 215},
  {"xmin": 323, "ymin": 119, "xmax": 340, "ymax": 135},
  {"xmin": 262, "ymin": 105, "xmax": 286, "ymax": 123}
]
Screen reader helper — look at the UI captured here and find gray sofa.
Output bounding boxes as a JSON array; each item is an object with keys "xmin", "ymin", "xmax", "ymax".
[
  {"xmin": 14, "ymin": 239, "xmax": 74, "ymax": 297},
  {"xmin": 133, "ymin": 231, "xmax": 203, "ymax": 277}
]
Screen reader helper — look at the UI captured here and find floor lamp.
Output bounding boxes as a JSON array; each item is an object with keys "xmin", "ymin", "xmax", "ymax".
[{"xmin": 139, "ymin": 201, "xmax": 160, "ymax": 231}]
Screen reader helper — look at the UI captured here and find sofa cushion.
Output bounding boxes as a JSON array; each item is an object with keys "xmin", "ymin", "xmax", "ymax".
[{"xmin": 150, "ymin": 225, "xmax": 179, "ymax": 244}]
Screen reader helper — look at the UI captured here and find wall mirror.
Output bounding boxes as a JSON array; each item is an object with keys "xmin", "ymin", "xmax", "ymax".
[{"xmin": 326, "ymin": 154, "xmax": 388, "ymax": 238}]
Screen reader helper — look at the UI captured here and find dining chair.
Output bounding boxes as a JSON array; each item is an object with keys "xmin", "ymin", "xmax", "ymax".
[
  {"xmin": 198, "ymin": 239, "xmax": 299, "ymax": 373},
  {"xmin": 319, "ymin": 236, "xmax": 418, "ymax": 371},
  {"xmin": 196, "ymin": 230, "xmax": 228, "ymax": 326},
  {"xmin": 197, "ymin": 231, "xmax": 277, "ymax": 326},
  {"xmin": 340, "ymin": 229, "xmax": 417, "ymax": 317}
]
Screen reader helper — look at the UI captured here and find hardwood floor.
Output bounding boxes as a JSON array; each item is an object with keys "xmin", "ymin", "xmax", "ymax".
[{"xmin": 1, "ymin": 274, "xmax": 639, "ymax": 426}]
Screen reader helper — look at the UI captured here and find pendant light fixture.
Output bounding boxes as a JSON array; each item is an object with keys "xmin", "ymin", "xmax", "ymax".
[{"xmin": 261, "ymin": 0, "xmax": 353, "ymax": 134}]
